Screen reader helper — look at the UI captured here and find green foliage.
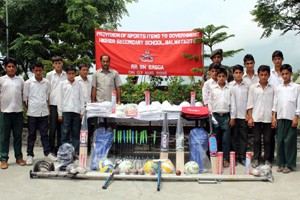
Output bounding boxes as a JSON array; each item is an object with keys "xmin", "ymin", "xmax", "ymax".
[
  {"xmin": 0, "ymin": 0, "xmax": 136, "ymax": 74},
  {"xmin": 193, "ymin": 24, "xmax": 244, "ymax": 59},
  {"xmin": 251, "ymin": 0, "xmax": 300, "ymax": 38},
  {"xmin": 121, "ymin": 76, "xmax": 202, "ymax": 104}
]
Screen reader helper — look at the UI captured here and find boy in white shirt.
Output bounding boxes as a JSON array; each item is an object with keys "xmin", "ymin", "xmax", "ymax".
[
  {"xmin": 243, "ymin": 54, "xmax": 259, "ymax": 85},
  {"xmin": 58, "ymin": 66, "xmax": 85, "ymax": 154},
  {"xmin": 247, "ymin": 65, "xmax": 274, "ymax": 167},
  {"xmin": 202, "ymin": 63, "xmax": 220, "ymax": 107},
  {"xmin": 75, "ymin": 63, "xmax": 92, "ymax": 155},
  {"xmin": 23, "ymin": 61, "xmax": 57, "ymax": 165},
  {"xmin": 0, "ymin": 58, "xmax": 26, "ymax": 169},
  {"xmin": 229, "ymin": 65, "xmax": 249, "ymax": 165},
  {"xmin": 46, "ymin": 56, "xmax": 67, "ymax": 154},
  {"xmin": 208, "ymin": 67, "xmax": 235, "ymax": 167},
  {"xmin": 272, "ymin": 64, "xmax": 300, "ymax": 173}
]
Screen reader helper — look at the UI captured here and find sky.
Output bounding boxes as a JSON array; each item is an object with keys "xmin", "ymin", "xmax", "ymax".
[{"xmin": 118, "ymin": 0, "xmax": 300, "ymax": 71}]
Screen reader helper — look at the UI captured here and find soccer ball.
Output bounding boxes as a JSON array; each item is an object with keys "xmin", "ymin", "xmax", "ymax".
[
  {"xmin": 118, "ymin": 160, "xmax": 134, "ymax": 173},
  {"xmin": 161, "ymin": 159, "xmax": 175, "ymax": 174},
  {"xmin": 98, "ymin": 159, "xmax": 114, "ymax": 173},
  {"xmin": 143, "ymin": 160, "xmax": 158, "ymax": 174},
  {"xmin": 184, "ymin": 161, "xmax": 199, "ymax": 174}
]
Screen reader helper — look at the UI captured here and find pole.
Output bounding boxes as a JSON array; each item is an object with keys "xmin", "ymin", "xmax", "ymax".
[{"xmin": 5, "ymin": 0, "xmax": 9, "ymax": 57}]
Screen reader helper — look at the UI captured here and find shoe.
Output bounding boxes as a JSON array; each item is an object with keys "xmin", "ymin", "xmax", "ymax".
[
  {"xmin": 265, "ymin": 160, "xmax": 272, "ymax": 166},
  {"xmin": 16, "ymin": 159, "xmax": 26, "ymax": 166},
  {"xmin": 277, "ymin": 166, "xmax": 284, "ymax": 172},
  {"xmin": 252, "ymin": 159, "xmax": 259, "ymax": 168},
  {"xmin": 283, "ymin": 167, "xmax": 292, "ymax": 174},
  {"xmin": 46, "ymin": 153, "xmax": 58, "ymax": 162},
  {"xmin": 1, "ymin": 161, "xmax": 8, "ymax": 169},
  {"xmin": 26, "ymin": 156, "xmax": 34, "ymax": 165},
  {"xmin": 223, "ymin": 160, "xmax": 229, "ymax": 168}
]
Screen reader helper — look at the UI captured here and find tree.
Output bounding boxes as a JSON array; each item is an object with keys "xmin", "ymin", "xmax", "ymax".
[
  {"xmin": 251, "ymin": 0, "xmax": 300, "ymax": 38},
  {"xmin": 0, "ymin": 0, "xmax": 136, "ymax": 76},
  {"xmin": 184, "ymin": 24, "xmax": 243, "ymax": 74}
]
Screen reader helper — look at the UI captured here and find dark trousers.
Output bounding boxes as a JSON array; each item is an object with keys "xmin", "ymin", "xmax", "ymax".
[
  {"xmin": 87, "ymin": 117, "xmax": 93, "ymax": 154},
  {"xmin": 0, "ymin": 112, "xmax": 23, "ymax": 161},
  {"xmin": 0, "ymin": 112, "xmax": 2, "ymax": 160},
  {"xmin": 252, "ymin": 122, "xmax": 273, "ymax": 161},
  {"xmin": 49, "ymin": 105, "xmax": 61, "ymax": 154},
  {"xmin": 231, "ymin": 119, "xmax": 248, "ymax": 160},
  {"xmin": 27, "ymin": 116, "xmax": 50, "ymax": 157},
  {"xmin": 213, "ymin": 113, "xmax": 231, "ymax": 161},
  {"xmin": 61, "ymin": 112, "xmax": 81, "ymax": 153},
  {"xmin": 276, "ymin": 119, "xmax": 297, "ymax": 169}
]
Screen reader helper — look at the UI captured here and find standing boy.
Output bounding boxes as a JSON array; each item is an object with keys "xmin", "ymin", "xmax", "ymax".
[
  {"xmin": 208, "ymin": 67, "xmax": 236, "ymax": 167},
  {"xmin": 75, "ymin": 63, "xmax": 92, "ymax": 155},
  {"xmin": 46, "ymin": 55, "xmax": 67, "ymax": 154},
  {"xmin": 269, "ymin": 50, "xmax": 284, "ymax": 86},
  {"xmin": 229, "ymin": 65, "xmax": 249, "ymax": 165},
  {"xmin": 272, "ymin": 64, "xmax": 300, "ymax": 173},
  {"xmin": 23, "ymin": 61, "xmax": 57, "ymax": 165},
  {"xmin": 0, "ymin": 58, "xmax": 26, "ymax": 169},
  {"xmin": 243, "ymin": 54, "xmax": 259, "ymax": 85},
  {"xmin": 58, "ymin": 66, "xmax": 85, "ymax": 154},
  {"xmin": 202, "ymin": 63, "xmax": 220, "ymax": 107},
  {"xmin": 247, "ymin": 65, "xmax": 274, "ymax": 167}
]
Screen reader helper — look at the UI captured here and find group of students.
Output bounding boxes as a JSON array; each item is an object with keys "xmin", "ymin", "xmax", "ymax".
[
  {"xmin": 0, "ymin": 56, "xmax": 92, "ymax": 169},
  {"xmin": 203, "ymin": 49, "xmax": 299, "ymax": 174}
]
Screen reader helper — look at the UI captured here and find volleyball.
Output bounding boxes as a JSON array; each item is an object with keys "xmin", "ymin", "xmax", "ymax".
[
  {"xmin": 143, "ymin": 160, "xmax": 158, "ymax": 174},
  {"xmin": 161, "ymin": 159, "xmax": 175, "ymax": 174},
  {"xmin": 118, "ymin": 160, "xmax": 134, "ymax": 173},
  {"xmin": 184, "ymin": 161, "xmax": 200, "ymax": 174},
  {"xmin": 98, "ymin": 159, "xmax": 114, "ymax": 173}
]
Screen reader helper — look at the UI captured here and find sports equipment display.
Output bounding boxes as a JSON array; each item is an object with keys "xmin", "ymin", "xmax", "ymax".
[
  {"xmin": 184, "ymin": 161, "xmax": 199, "ymax": 175},
  {"xmin": 143, "ymin": 160, "xmax": 158, "ymax": 174},
  {"xmin": 208, "ymin": 115, "xmax": 218, "ymax": 174},
  {"xmin": 176, "ymin": 117, "xmax": 185, "ymax": 173},
  {"xmin": 160, "ymin": 113, "xmax": 169, "ymax": 159},
  {"xmin": 118, "ymin": 160, "xmax": 134, "ymax": 173},
  {"xmin": 98, "ymin": 159, "xmax": 114, "ymax": 173},
  {"xmin": 161, "ymin": 159, "xmax": 174, "ymax": 174}
]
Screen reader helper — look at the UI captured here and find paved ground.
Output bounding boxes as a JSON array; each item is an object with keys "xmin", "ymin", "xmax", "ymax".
[{"xmin": 0, "ymin": 130, "xmax": 299, "ymax": 200}]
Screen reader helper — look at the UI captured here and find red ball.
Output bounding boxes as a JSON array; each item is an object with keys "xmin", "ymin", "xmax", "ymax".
[
  {"xmin": 176, "ymin": 170, "xmax": 181, "ymax": 176},
  {"xmin": 133, "ymin": 169, "xmax": 139, "ymax": 175},
  {"xmin": 150, "ymin": 169, "xmax": 156, "ymax": 175}
]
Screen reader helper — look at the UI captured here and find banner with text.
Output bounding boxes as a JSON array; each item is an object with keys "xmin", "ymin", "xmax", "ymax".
[{"xmin": 95, "ymin": 30, "xmax": 203, "ymax": 76}]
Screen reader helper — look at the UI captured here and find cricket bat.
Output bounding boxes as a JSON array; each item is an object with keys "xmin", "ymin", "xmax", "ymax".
[
  {"xmin": 157, "ymin": 161, "xmax": 162, "ymax": 191},
  {"xmin": 102, "ymin": 159, "xmax": 122, "ymax": 189},
  {"xmin": 160, "ymin": 113, "xmax": 169, "ymax": 160},
  {"xmin": 79, "ymin": 129, "xmax": 88, "ymax": 167},
  {"xmin": 208, "ymin": 115, "xmax": 218, "ymax": 174},
  {"xmin": 176, "ymin": 117, "xmax": 184, "ymax": 173}
]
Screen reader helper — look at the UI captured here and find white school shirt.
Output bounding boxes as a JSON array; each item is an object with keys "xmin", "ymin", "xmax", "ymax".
[
  {"xmin": 272, "ymin": 82, "xmax": 300, "ymax": 120},
  {"xmin": 23, "ymin": 77, "xmax": 50, "ymax": 117},
  {"xmin": 202, "ymin": 78, "xmax": 217, "ymax": 105},
  {"xmin": 247, "ymin": 82, "xmax": 274, "ymax": 123},
  {"xmin": 0, "ymin": 75, "xmax": 24, "ymax": 113},
  {"xmin": 268, "ymin": 67, "xmax": 283, "ymax": 87},
  {"xmin": 46, "ymin": 70, "xmax": 67, "ymax": 106},
  {"xmin": 243, "ymin": 73, "xmax": 258, "ymax": 86},
  {"xmin": 229, "ymin": 80, "xmax": 249, "ymax": 119},
  {"xmin": 75, "ymin": 75, "xmax": 92, "ymax": 104},
  {"xmin": 57, "ymin": 79, "xmax": 85, "ymax": 116},
  {"xmin": 208, "ymin": 83, "xmax": 236, "ymax": 118}
]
